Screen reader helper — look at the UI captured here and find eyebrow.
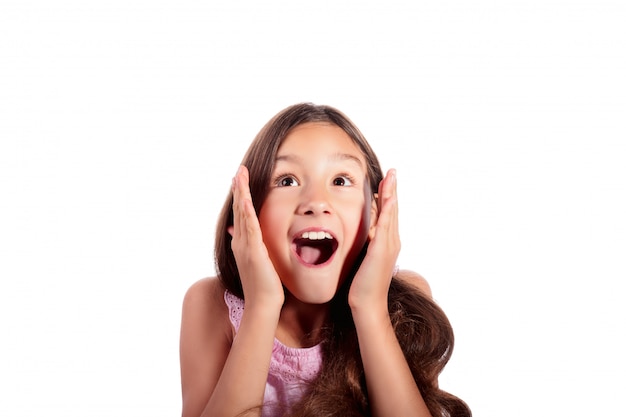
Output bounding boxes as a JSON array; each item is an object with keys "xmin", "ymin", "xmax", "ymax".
[{"xmin": 275, "ymin": 152, "xmax": 365, "ymax": 169}]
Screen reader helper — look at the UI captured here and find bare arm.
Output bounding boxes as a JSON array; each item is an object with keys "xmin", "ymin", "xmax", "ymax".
[
  {"xmin": 180, "ymin": 167, "xmax": 284, "ymax": 416},
  {"xmin": 349, "ymin": 170, "xmax": 432, "ymax": 417},
  {"xmin": 180, "ymin": 277, "xmax": 281, "ymax": 417},
  {"xmin": 351, "ymin": 271, "xmax": 433, "ymax": 417},
  {"xmin": 179, "ymin": 277, "xmax": 229, "ymax": 416}
]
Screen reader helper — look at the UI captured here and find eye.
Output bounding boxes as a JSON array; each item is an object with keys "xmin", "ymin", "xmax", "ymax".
[
  {"xmin": 333, "ymin": 175, "xmax": 354, "ymax": 187},
  {"xmin": 276, "ymin": 175, "xmax": 299, "ymax": 187}
]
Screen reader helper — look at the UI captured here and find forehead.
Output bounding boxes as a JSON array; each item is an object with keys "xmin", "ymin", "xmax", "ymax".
[{"xmin": 277, "ymin": 122, "xmax": 366, "ymax": 168}]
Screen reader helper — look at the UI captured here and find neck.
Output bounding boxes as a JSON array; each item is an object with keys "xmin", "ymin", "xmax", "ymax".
[{"xmin": 276, "ymin": 293, "xmax": 330, "ymax": 348}]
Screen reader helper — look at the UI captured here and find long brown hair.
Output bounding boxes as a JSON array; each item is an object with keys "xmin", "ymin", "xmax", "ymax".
[{"xmin": 214, "ymin": 103, "xmax": 471, "ymax": 416}]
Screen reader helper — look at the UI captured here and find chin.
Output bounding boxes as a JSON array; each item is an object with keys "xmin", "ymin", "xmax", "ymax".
[
  {"xmin": 286, "ymin": 280, "xmax": 341, "ymax": 305},
  {"xmin": 280, "ymin": 261, "xmax": 351, "ymax": 305}
]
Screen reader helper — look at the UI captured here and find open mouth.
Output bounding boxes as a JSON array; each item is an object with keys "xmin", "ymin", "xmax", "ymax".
[{"xmin": 293, "ymin": 231, "xmax": 338, "ymax": 266}]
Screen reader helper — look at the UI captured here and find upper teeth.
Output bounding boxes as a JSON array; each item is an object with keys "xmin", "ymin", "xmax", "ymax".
[{"xmin": 301, "ymin": 231, "xmax": 333, "ymax": 240}]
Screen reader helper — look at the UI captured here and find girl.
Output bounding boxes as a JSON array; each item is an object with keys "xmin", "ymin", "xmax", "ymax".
[{"xmin": 179, "ymin": 103, "xmax": 471, "ymax": 417}]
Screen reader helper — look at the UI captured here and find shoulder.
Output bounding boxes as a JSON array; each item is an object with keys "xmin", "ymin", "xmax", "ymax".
[
  {"xmin": 180, "ymin": 277, "xmax": 233, "ymax": 415},
  {"xmin": 182, "ymin": 276, "xmax": 224, "ymax": 311},
  {"xmin": 181, "ymin": 276, "xmax": 232, "ymax": 340},
  {"xmin": 183, "ymin": 275, "xmax": 224, "ymax": 303},
  {"xmin": 394, "ymin": 269, "xmax": 432, "ymax": 298}
]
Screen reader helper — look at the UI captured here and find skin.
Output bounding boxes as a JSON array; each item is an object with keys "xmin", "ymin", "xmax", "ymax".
[
  {"xmin": 258, "ymin": 123, "xmax": 378, "ymax": 345},
  {"xmin": 179, "ymin": 123, "xmax": 433, "ymax": 417}
]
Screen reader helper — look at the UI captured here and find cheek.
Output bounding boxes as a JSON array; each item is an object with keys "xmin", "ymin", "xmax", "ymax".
[
  {"xmin": 258, "ymin": 198, "xmax": 292, "ymax": 250},
  {"xmin": 258, "ymin": 196, "xmax": 283, "ymax": 226},
  {"xmin": 341, "ymin": 199, "xmax": 372, "ymax": 241},
  {"xmin": 259, "ymin": 214, "xmax": 281, "ymax": 236},
  {"xmin": 258, "ymin": 207, "xmax": 279, "ymax": 241}
]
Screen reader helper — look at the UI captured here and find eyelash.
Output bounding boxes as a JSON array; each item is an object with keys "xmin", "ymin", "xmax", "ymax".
[
  {"xmin": 333, "ymin": 173, "xmax": 356, "ymax": 187},
  {"xmin": 273, "ymin": 174, "xmax": 299, "ymax": 187},
  {"xmin": 271, "ymin": 173, "xmax": 357, "ymax": 187}
]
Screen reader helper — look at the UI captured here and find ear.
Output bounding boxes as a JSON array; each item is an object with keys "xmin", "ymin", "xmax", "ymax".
[{"xmin": 368, "ymin": 192, "xmax": 379, "ymax": 240}]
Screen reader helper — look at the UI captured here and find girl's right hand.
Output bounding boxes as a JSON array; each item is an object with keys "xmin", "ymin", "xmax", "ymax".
[{"xmin": 229, "ymin": 165, "xmax": 285, "ymax": 311}]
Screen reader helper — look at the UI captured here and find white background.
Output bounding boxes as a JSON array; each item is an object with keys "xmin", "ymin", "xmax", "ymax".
[{"xmin": 1, "ymin": 1, "xmax": 624, "ymax": 416}]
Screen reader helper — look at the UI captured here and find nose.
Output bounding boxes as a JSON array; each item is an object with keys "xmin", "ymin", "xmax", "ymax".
[{"xmin": 297, "ymin": 183, "xmax": 331, "ymax": 216}]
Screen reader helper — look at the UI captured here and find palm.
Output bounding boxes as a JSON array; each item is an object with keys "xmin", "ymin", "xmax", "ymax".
[
  {"xmin": 230, "ymin": 166, "xmax": 285, "ymax": 308},
  {"xmin": 349, "ymin": 169, "xmax": 400, "ymax": 309}
]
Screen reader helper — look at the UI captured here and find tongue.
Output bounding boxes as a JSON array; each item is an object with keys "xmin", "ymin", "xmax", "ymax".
[{"xmin": 299, "ymin": 246, "xmax": 323, "ymax": 265}]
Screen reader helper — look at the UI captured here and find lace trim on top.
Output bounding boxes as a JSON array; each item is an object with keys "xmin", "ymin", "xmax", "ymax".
[{"xmin": 224, "ymin": 290, "xmax": 323, "ymax": 383}]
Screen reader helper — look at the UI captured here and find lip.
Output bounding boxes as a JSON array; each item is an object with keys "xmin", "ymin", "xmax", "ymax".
[{"xmin": 291, "ymin": 227, "xmax": 339, "ymax": 267}]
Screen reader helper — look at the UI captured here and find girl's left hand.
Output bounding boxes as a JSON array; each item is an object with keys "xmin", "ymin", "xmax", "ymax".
[{"xmin": 348, "ymin": 169, "xmax": 400, "ymax": 313}]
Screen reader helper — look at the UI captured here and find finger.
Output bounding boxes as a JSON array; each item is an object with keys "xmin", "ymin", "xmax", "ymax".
[
  {"xmin": 376, "ymin": 169, "xmax": 398, "ymax": 231},
  {"xmin": 389, "ymin": 169, "xmax": 399, "ymax": 240},
  {"xmin": 234, "ymin": 166, "xmax": 262, "ymax": 242},
  {"xmin": 372, "ymin": 170, "xmax": 400, "ymax": 257},
  {"xmin": 237, "ymin": 165, "xmax": 253, "ymax": 203},
  {"xmin": 231, "ymin": 167, "xmax": 244, "ymax": 240},
  {"xmin": 383, "ymin": 169, "xmax": 397, "ymax": 204},
  {"xmin": 232, "ymin": 166, "xmax": 251, "ymax": 241}
]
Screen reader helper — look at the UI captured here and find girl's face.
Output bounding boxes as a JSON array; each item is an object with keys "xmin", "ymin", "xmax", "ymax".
[{"xmin": 258, "ymin": 122, "xmax": 377, "ymax": 304}]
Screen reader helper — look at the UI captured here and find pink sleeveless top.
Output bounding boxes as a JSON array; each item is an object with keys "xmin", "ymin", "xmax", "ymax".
[{"xmin": 224, "ymin": 291, "xmax": 323, "ymax": 416}]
